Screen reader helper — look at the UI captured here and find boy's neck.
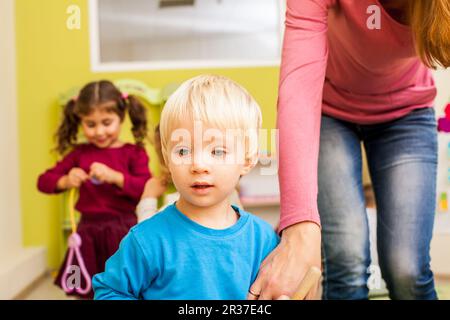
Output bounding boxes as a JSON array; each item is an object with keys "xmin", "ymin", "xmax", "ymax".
[{"xmin": 175, "ymin": 197, "xmax": 239, "ymax": 229}]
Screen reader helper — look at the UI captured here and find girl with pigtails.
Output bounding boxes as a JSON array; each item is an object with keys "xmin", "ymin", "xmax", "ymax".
[{"xmin": 37, "ymin": 80, "xmax": 152, "ymax": 299}]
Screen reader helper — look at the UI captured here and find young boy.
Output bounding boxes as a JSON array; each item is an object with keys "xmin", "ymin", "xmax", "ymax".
[
  {"xmin": 135, "ymin": 125, "xmax": 243, "ymax": 223},
  {"xmin": 93, "ymin": 75, "xmax": 279, "ymax": 300}
]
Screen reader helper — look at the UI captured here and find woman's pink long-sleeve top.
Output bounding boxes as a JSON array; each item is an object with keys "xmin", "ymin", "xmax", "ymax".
[{"xmin": 277, "ymin": 0, "xmax": 436, "ymax": 232}]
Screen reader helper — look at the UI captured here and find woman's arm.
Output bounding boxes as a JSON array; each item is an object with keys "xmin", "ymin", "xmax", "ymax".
[
  {"xmin": 278, "ymin": 0, "xmax": 332, "ymax": 231},
  {"xmin": 249, "ymin": 0, "xmax": 334, "ymax": 300}
]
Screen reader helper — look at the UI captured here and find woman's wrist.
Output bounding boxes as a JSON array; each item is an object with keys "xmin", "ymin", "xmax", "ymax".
[
  {"xmin": 281, "ymin": 221, "xmax": 322, "ymax": 271},
  {"xmin": 282, "ymin": 221, "xmax": 321, "ymax": 244}
]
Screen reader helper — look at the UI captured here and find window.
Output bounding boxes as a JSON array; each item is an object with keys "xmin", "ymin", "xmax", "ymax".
[{"xmin": 89, "ymin": 0, "xmax": 284, "ymax": 71}]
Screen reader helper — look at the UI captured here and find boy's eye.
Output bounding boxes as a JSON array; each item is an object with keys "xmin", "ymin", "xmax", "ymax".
[
  {"xmin": 212, "ymin": 148, "xmax": 226, "ymax": 157},
  {"xmin": 102, "ymin": 120, "xmax": 112, "ymax": 126},
  {"xmin": 86, "ymin": 122, "xmax": 96, "ymax": 128},
  {"xmin": 177, "ymin": 148, "xmax": 190, "ymax": 156}
]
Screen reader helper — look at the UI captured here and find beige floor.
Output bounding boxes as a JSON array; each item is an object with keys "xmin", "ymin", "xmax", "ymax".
[
  {"xmin": 15, "ymin": 272, "xmax": 450, "ymax": 300},
  {"xmin": 15, "ymin": 272, "xmax": 76, "ymax": 300}
]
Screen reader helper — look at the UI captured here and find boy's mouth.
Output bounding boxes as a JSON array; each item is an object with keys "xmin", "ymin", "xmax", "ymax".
[
  {"xmin": 191, "ymin": 182, "xmax": 214, "ymax": 193},
  {"xmin": 191, "ymin": 182, "xmax": 214, "ymax": 188}
]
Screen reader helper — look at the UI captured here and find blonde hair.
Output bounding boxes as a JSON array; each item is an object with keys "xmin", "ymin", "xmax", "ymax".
[
  {"xmin": 409, "ymin": 0, "xmax": 450, "ymax": 69},
  {"xmin": 159, "ymin": 74, "xmax": 262, "ymax": 166}
]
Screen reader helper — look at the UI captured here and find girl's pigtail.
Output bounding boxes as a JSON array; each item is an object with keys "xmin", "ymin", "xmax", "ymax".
[
  {"xmin": 55, "ymin": 98, "xmax": 80, "ymax": 155},
  {"xmin": 126, "ymin": 95, "xmax": 148, "ymax": 147}
]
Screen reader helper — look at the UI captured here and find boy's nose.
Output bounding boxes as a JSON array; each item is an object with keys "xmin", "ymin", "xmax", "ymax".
[{"xmin": 190, "ymin": 152, "xmax": 210, "ymax": 174}]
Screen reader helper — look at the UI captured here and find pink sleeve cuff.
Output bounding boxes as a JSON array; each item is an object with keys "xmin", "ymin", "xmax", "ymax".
[{"xmin": 277, "ymin": 209, "xmax": 321, "ymax": 235}]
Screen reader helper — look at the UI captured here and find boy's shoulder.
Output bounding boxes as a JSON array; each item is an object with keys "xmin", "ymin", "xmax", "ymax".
[
  {"xmin": 236, "ymin": 206, "xmax": 280, "ymax": 253},
  {"xmin": 130, "ymin": 205, "xmax": 176, "ymax": 238},
  {"xmin": 235, "ymin": 206, "xmax": 279, "ymax": 239}
]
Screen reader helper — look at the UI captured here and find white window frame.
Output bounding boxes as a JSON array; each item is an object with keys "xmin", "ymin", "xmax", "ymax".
[{"xmin": 88, "ymin": 0, "xmax": 285, "ymax": 72}]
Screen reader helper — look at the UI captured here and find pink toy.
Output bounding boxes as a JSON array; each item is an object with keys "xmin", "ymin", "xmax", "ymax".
[
  {"xmin": 445, "ymin": 103, "xmax": 450, "ymax": 119},
  {"xmin": 437, "ymin": 103, "xmax": 450, "ymax": 133},
  {"xmin": 438, "ymin": 118, "xmax": 450, "ymax": 132},
  {"xmin": 61, "ymin": 188, "xmax": 91, "ymax": 295}
]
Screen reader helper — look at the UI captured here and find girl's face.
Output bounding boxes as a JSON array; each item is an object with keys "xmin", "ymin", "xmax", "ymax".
[{"xmin": 80, "ymin": 108, "xmax": 122, "ymax": 148}]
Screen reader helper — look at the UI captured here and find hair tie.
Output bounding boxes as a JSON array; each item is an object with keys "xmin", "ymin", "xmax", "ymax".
[{"xmin": 122, "ymin": 92, "xmax": 129, "ymax": 100}]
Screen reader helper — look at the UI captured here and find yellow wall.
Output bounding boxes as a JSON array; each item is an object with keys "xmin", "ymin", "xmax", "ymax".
[{"xmin": 16, "ymin": 0, "xmax": 279, "ymax": 268}]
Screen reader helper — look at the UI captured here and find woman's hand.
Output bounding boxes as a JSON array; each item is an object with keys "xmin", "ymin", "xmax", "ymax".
[
  {"xmin": 89, "ymin": 162, "xmax": 124, "ymax": 187},
  {"xmin": 57, "ymin": 167, "xmax": 89, "ymax": 190},
  {"xmin": 247, "ymin": 221, "xmax": 322, "ymax": 300},
  {"xmin": 141, "ymin": 177, "xmax": 168, "ymax": 199}
]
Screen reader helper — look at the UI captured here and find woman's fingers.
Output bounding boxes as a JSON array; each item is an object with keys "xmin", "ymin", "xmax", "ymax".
[
  {"xmin": 247, "ymin": 279, "xmax": 263, "ymax": 300},
  {"xmin": 247, "ymin": 222, "xmax": 322, "ymax": 300}
]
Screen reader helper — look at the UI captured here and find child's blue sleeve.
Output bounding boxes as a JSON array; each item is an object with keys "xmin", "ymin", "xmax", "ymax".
[{"xmin": 93, "ymin": 230, "xmax": 155, "ymax": 300}]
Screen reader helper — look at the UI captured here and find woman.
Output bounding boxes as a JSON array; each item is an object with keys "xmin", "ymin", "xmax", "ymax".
[{"xmin": 248, "ymin": 0, "xmax": 449, "ymax": 300}]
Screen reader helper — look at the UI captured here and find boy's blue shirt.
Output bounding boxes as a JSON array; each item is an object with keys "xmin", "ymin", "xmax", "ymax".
[{"xmin": 93, "ymin": 203, "xmax": 280, "ymax": 300}]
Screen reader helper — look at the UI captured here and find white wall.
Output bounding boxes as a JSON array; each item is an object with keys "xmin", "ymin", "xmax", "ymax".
[
  {"xmin": 432, "ymin": 68, "xmax": 450, "ymax": 276},
  {"xmin": 434, "ymin": 69, "xmax": 450, "ymax": 114},
  {"xmin": 0, "ymin": 0, "xmax": 46, "ymax": 300},
  {"xmin": 0, "ymin": 0, "xmax": 21, "ymax": 255}
]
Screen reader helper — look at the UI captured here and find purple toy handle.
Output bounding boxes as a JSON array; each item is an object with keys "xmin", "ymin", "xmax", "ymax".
[
  {"xmin": 61, "ymin": 232, "xmax": 92, "ymax": 295},
  {"xmin": 90, "ymin": 176, "xmax": 103, "ymax": 185}
]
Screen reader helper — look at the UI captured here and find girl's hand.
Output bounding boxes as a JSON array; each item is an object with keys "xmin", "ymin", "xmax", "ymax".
[
  {"xmin": 247, "ymin": 222, "xmax": 322, "ymax": 300},
  {"xmin": 58, "ymin": 168, "xmax": 89, "ymax": 190},
  {"xmin": 141, "ymin": 177, "xmax": 168, "ymax": 199},
  {"xmin": 89, "ymin": 162, "xmax": 124, "ymax": 187}
]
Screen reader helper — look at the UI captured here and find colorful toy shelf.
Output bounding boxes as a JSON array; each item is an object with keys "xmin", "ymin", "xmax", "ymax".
[{"xmin": 437, "ymin": 104, "xmax": 450, "ymax": 203}]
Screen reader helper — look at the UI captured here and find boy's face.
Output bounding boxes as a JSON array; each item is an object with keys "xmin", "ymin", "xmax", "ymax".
[{"xmin": 166, "ymin": 119, "xmax": 254, "ymax": 209}]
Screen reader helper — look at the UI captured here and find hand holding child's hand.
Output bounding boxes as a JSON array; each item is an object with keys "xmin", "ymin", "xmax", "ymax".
[
  {"xmin": 66, "ymin": 168, "xmax": 89, "ymax": 188},
  {"xmin": 89, "ymin": 162, "xmax": 123, "ymax": 186},
  {"xmin": 141, "ymin": 177, "xmax": 168, "ymax": 199}
]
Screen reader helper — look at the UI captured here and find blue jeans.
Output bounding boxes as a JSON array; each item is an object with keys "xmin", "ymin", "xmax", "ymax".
[{"xmin": 319, "ymin": 107, "xmax": 438, "ymax": 300}]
